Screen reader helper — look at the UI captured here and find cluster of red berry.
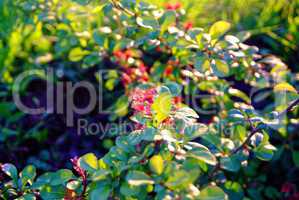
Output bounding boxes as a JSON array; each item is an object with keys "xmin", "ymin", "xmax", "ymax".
[
  {"xmin": 130, "ymin": 88, "xmax": 157, "ymax": 116},
  {"xmin": 129, "ymin": 87, "xmax": 183, "ymax": 130},
  {"xmin": 113, "ymin": 50, "xmax": 149, "ymax": 87}
]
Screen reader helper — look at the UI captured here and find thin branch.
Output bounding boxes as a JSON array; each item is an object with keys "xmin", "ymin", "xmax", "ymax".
[
  {"xmin": 277, "ymin": 98, "xmax": 299, "ymax": 119},
  {"xmin": 231, "ymin": 97, "xmax": 299, "ymax": 155},
  {"xmin": 231, "ymin": 127, "xmax": 259, "ymax": 155},
  {"xmin": 110, "ymin": 0, "xmax": 136, "ymax": 16}
]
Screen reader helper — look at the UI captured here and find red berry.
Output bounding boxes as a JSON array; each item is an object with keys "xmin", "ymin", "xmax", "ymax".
[
  {"xmin": 165, "ymin": 2, "xmax": 182, "ymax": 10},
  {"xmin": 183, "ymin": 22, "xmax": 193, "ymax": 31},
  {"xmin": 164, "ymin": 65, "xmax": 173, "ymax": 76}
]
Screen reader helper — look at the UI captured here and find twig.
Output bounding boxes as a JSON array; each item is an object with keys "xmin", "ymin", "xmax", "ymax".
[
  {"xmin": 231, "ymin": 127, "xmax": 260, "ymax": 154},
  {"xmin": 231, "ymin": 97, "xmax": 299, "ymax": 155},
  {"xmin": 110, "ymin": 0, "xmax": 136, "ymax": 16},
  {"xmin": 80, "ymin": 172, "xmax": 88, "ymax": 198},
  {"xmin": 277, "ymin": 98, "xmax": 299, "ymax": 119}
]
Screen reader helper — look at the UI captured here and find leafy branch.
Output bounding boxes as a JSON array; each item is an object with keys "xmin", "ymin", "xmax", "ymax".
[{"xmin": 232, "ymin": 97, "xmax": 299, "ymax": 155}]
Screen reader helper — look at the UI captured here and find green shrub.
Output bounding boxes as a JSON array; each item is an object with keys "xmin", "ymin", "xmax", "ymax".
[{"xmin": 0, "ymin": 0, "xmax": 299, "ymax": 199}]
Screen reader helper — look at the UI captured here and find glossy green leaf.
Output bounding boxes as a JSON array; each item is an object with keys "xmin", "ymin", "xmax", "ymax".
[
  {"xmin": 149, "ymin": 155, "xmax": 164, "ymax": 175},
  {"xmin": 89, "ymin": 182, "xmax": 111, "ymax": 200},
  {"xmin": 68, "ymin": 47, "xmax": 90, "ymax": 62},
  {"xmin": 79, "ymin": 153, "xmax": 98, "ymax": 173},
  {"xmin": 255, "ymin": 144, "xmax": 276, "ymax": 161},
  {"xmin": 274, "ymin": 82, "xmax": 297, "ymax": 93},
  {"xmin": 209, "ymin": 21, "xmax": 231, "ymax": 39},
  {"xmin": 165, "ymin": 169, "xmax": 199, "ymax": 189},
  {"xmin": 220, "ymin": 156, "xmax": 241, "ymax": 172},
  {"xmin": 160, "ymin": 11, "xmax": 176, "ymax": 34},
  {"xmin": 136, "ymin": 17, "xmax": 159, "ymax": 30},
  {"xmin": 212, "ymin": 59, "xmax": 230, "ymax": 77},
  {"xmin": 199, "ymin": 186, "xmax": 228, "ymax": 200},
  {"xmin": 152, "ymin": 92, "xmax": 172, "ymax": 126},
  {"xmin": 187, "ymin": 143, "xmax": 217, "ymax": 165},
  {"xmin": 184, "ymin": 123, "xmax": 208, "ymax": 141},
  {"xmin": 2, "ymin": 163, "xmax": 18, "ymax": 185},
  {"xmin": 20, "ymin": 165, "xmax": 36, "ymax": 187},
  {"xmin": 50, "ymin": 169, "xmax": 74, "ymax": 186},
  {"xmin": 40, "ymin": 185, "xmax": 65, "ymax": 199},
  {"xmin": 126, "ymin": 171, "xmax": 154, "ymax": 186}
]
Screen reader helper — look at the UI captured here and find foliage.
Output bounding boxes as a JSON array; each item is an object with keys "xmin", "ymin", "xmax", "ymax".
[
  {"xmin": 146, "ymin": 0, "xmax": 299, "ymax": 70},
  {"xmin": 0, "ymin": 0, "xmax": 299, "ymax": 199}
]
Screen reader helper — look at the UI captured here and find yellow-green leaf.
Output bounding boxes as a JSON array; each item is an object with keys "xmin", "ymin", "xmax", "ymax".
[
  {"xmin": 152, "ymin": 92, "xmax": 172, "ymax": 126},
  {"xmin": 274, "ymin": 82, "xmax": 297, "ymax": 93},
  {"xmin": 199, "ymin": 186, "xmax": 228, "ymax": 200},
  {"xmin": 212, "ymin": 59, "xmax": 229, "ymax": 77},
  {"xmin": 149, "ymin": 155, "xmax": 164, "ymax": 175},
  {"xmin": 126, "ymin": 171, "xmax": 154, "ymax": 186},
  {"xmin": 79, "ymin": 153, "xmax": 98, "ymax": 173},
  {"xmin": 68, "ymin": 47, "xmax": 90, "ymax": 62},
  {"xmin": 209, "ymin": 20, "xmax": 231, "ymax": 39}
]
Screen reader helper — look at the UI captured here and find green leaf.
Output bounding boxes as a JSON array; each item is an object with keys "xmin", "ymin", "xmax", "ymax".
[
  {"xmin": 2, "ymin": 163, "xmax": 18, "ymax": 186},
  {"xmin": 209, "ymin": 21, "xmax": 231, "ymax": 39},
  {"xmin": 50, "ymin": 169, "xmax": 74, "ymax": 186},
  {"xmin": 224, "ymin": 181, "xmax": 244, "ymax": 200},
  {"xmin": 228, "ymin": 88, "xmax": 250, "ymax": 103},
  {"xmin": 233, "ymin": 125, "xmax": 246, "ymax": 142},
  {"xmin": 228, "ymin": 109, "xmax": 244, "ymax": 120},
  {"xmin": 212, "ymin": 59, "xmax": 229, "ymax": 77},
  {"xmin": 184, "ymin": 123, "xmax": 208, "ymax": 141},
  {"xmin": 165, "ymin": 82, "xmax": 182, "ymax": 97},
  {"xmin": 126, "ymin": 171, "xmax": 154, "ymax": 186},
  {"xmin": 224, "ymin": 35, "xmax": 240, "ymax": 44},
  {"xmin": 220, "ymin": 156, "xmax": 241, "ymax": 172},
  {"xmin": 31, "ymin": 172, "xmax": 54, "ymax": 189},
  {"xmin": 79, "ymin": 153, "xmax": 98, "ymax": 173},
  {"xmin": 160, "ymin": 11, "xmax": 176, "ymax": 34},
  {"xmin": 91, "ymin": 169, "xmax": 110, "ymax": 181},
  {"xmin": 141, "ymin": 127, "xmax": 157, "ymax": 142},
  {"xmin": 16, "ymin": 194, "xmax": 36, "ymax": 200},
  {"xmin": 20, "ymin": 165, "xmax": 36, "ymax": 187},
  {"xmin": 187, "ymin": 143, "xmax": 217, "ymax": 165},
  {"xmin": 292, "ymin": 151, "xmax": 299, "ymax": 167},
  {"xmin": 68, "ymin": 47, "xmax": 90, "ymax": 62},
  {"xmin": 136, "ymin": 17, "xmax": 159, "ymax": 30},
  {"xmin": 40, "ymin": 185, "xmax": 65, "ymax": 199},
  {"xmin": 89, "ymin": 182, "xmax": 111, "ymax": 200},
  {"xmin": 175, "ymin": 107, "xmax": 199, "ymax": 119},
  {"xmin": 114, "ymin": 95, "xmax": 129, "ymax": 117},
  {"xmin": 165, "ymin": 169, "xmax": 199, "ymax": 189},
  {"xmin": 255, "ymin": 144, "xmax": 276, "ymax": 161},
  {"xmin": 120, "ymin": 182, "xmax": 141, "ymax": 196},
  {"xmin": 149, "ymin": 155, "xmax": 164, "ymax": 175},
  {"xmin": 274, "ymin": 82, "xmax": 297, "ymax": 93},
  {"xmin": 152, "ymin": 92, "xmax": 172, "ymax": 126},
  {"xmin": 199, "ymin": 186, "xmax": 228, "ymax": 200}
]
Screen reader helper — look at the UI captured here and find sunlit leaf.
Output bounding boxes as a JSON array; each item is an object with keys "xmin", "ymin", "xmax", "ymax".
[
  {"xmin": 209, "ymin": 21, "xmax": 231, "ymax": 39},
  {"xmin": 274, "ymin": 82, "xmax": 297, "ymax": 93},
  {"xmin": 199, "ymin": 186, "xmax": 228, "ymax": 200},
  {"xmin": 126, "ymin": 171, "xmax": 154, "ymax": 186}
]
